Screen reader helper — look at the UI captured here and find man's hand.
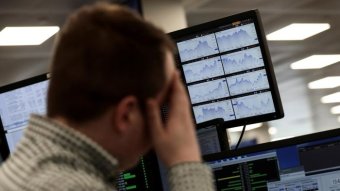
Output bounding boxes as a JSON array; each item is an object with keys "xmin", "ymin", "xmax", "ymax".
[{"xmin": 146, "ymin": 71, "xmax": 201, "ymax": 168}]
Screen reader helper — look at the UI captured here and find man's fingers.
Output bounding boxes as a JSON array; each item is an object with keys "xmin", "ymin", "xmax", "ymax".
[
  {"xmin": 173, "ymin": 71, "xmax": 186, "ymax": 93},
  {"xmin": 169, "ymin": 71, "xmax": 190, "ymax": 109},
  {"xmin": 146, "ymin": 99, "xmax": 164, "ymax": 138}
]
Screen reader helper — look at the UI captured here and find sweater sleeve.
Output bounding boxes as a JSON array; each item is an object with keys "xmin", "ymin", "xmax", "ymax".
[{"xmin": 167, "ymin": 162, "xmax": 215, "ymax": 191}]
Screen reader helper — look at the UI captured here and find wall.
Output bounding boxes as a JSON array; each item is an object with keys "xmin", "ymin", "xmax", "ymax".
[{"xmin": 142, "ymin": 0, "xmax": 187, "ymax": 33}]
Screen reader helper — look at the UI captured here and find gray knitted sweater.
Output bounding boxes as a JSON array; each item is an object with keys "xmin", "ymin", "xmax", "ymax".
[{"xmin": 0, "ymin": 115, "xmax": 214, "ymax": 191}]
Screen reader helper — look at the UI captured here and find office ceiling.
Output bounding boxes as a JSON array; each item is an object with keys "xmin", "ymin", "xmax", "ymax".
[
  {"xmin": 0, "ymin": 0, "xmax": 339, "ymax": 138},
  {"xmin": 0, "ymin": 0, "xmax": 97, "ymax": 85},
  {"xmin": 0, "ymin": 0, "xmax": 132, "ymax": 86}
]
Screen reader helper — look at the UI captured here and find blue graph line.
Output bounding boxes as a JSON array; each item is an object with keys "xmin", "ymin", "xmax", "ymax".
[
  {"xmin": 177, "ymin": 34, "xmax": 219, "ymax": 62},
  {"xmin": 227, "ymin": 69, "xmax": 269, "ymax": 96},
  {"xmin": 194, "ymin": 101, "xmax": 235, "ymax": 123},
  {"xmin": 196, "ymin": 106, "xmax": 226, "ymax": 123},
  {"xmin": 216, "ymin": 23, "xmax": 259, "ymax": 52},
  {"xmin": 188, "ymin": 79, "xmax": 229, "ymax": 104},
  {"xmin": 183, "ymin": 57, "xmax": 224, "ymax": 83},
  {"xmin": 232, "ymin": 92, "xmax": 275, "ymax": 119},
  {"xmin": 221, "ymin": 47, "xmax": 264, "ymax": 74}
]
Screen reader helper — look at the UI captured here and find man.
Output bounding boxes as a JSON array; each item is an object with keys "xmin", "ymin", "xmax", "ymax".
[{"xmin": 0, "ymin": 3, "xmax": 214, "ymax": 191}]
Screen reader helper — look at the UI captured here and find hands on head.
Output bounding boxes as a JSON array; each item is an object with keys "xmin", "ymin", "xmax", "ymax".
[{"xmin": 146, "ymin": 71, "xmax": 202, "ymax": 168}]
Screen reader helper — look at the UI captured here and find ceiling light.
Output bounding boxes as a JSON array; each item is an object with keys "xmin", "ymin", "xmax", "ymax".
[
  {"xmin": 331, "ymin": 105, "xmax": 340, "ymax": 114},
  {"xmin": 268, "ymin": 127, "xmax": 277, "ymax": 135},
  {"xmin": 0, "ymin": 26, "xmax": 59, "ymax": 46},
  {"xmin": 290, "ymin": 55, "xmax": 340, "ymax": 69},
  {"xmin": 321, "ymin": 92, "xmax": 340, "ymax": 103},
  {"xmin": 267, "ymin": 23, "xmax": 330, "ymax": 41},
  {"xmin": 308, "ymin": 77, "xmax": 340, "ymax": 89},
  {"xmin": 228, "ymin": 123, "xmax": 262, "ymax": 133}
]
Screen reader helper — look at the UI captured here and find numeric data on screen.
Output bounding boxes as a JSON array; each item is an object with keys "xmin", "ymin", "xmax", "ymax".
[{"xmin": 0, "ymin": 80, "xmax": 49, "ymax": 130}]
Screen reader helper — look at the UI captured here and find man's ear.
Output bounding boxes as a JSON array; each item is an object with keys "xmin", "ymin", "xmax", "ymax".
[{"xmin": 113, "ymin": 96, "xmax": 140, "ymax": 135}]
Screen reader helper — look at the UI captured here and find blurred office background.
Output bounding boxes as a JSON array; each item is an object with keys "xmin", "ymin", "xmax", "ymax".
[{"xmin": 0, "ymin": 0, "xmax": 339, "ymax": 148}]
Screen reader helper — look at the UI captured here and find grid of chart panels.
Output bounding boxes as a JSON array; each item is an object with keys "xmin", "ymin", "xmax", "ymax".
[{"xmin": 178, "ymin": 20, "xmax": 275, "ymax": 123}]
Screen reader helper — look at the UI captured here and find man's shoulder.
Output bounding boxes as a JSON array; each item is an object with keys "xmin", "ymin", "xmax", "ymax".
[
  {"xmin": 25, "ymin": 166, "xmax": 115, "ymax": 191},
  {"xmin": 0, "ymin": 161, "xmax": 115, "ymax": 191}
]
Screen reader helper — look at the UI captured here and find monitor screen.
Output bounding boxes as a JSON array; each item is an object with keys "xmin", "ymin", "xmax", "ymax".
[
  {"xmin": 116, "ymin": 152, "xmax": 163, "ymax": 191},
  {"xmin": 197, "ymin": 125, "xmax": 223, "ymax": 155},
  {"xmin": 0, "ymin": 74, "xmax": 49, "ymax": 156},
  {"xmin": 204, "ymin": 129, "xmax": 340, "ymax": 191},
  {"xmin": 196, "ymin": 118, "xmax": 229, "ymax": 155},
  {"xmin": 168, "ymin": 10, "xmax": 284, "ymax": 127}
]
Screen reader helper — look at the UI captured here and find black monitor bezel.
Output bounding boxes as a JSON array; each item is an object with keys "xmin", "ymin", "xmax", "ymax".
[
  {"xmin": 0, "ymin": 73, "xmax": 49, "ymax": 160},
  {"xmin": 168, "ymin": 10, "xmax": 284, "ymax": 129}
]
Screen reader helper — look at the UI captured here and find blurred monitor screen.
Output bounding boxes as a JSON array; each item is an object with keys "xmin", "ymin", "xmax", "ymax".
[
  {"xmin": 204, "ymin": 128, "xmax": 340, "ymax": 191},
  {"xmin": 0, "ymin": 74, "xmax": 49, "ymax": 155}
]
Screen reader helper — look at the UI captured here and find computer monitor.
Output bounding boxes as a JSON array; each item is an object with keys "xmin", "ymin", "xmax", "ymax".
[
  {"xmin": 196, "ymin": 118, "xmax": 229, "ymax": 155},
  {"xmin": 0, "ymin": 74, "xmax": 49, "ymax": 158},
  {"xmin": 204, "ymin": 128, "xmax": 340, "ymax": 191},
  {"xmin": 168, "ymin": 10, "xmax": 284, "ymax": 128}
]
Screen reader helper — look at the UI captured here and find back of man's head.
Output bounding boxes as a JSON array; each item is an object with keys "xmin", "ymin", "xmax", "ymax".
[{"xmin": 47, "ymin": 3, "xmax": 175, "ymax": 123}]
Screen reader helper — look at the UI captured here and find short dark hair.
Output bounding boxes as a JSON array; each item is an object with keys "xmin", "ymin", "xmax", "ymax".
[{"xmin": 47, "ymin": 3, "xmax": 175, "ymax": 123}]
